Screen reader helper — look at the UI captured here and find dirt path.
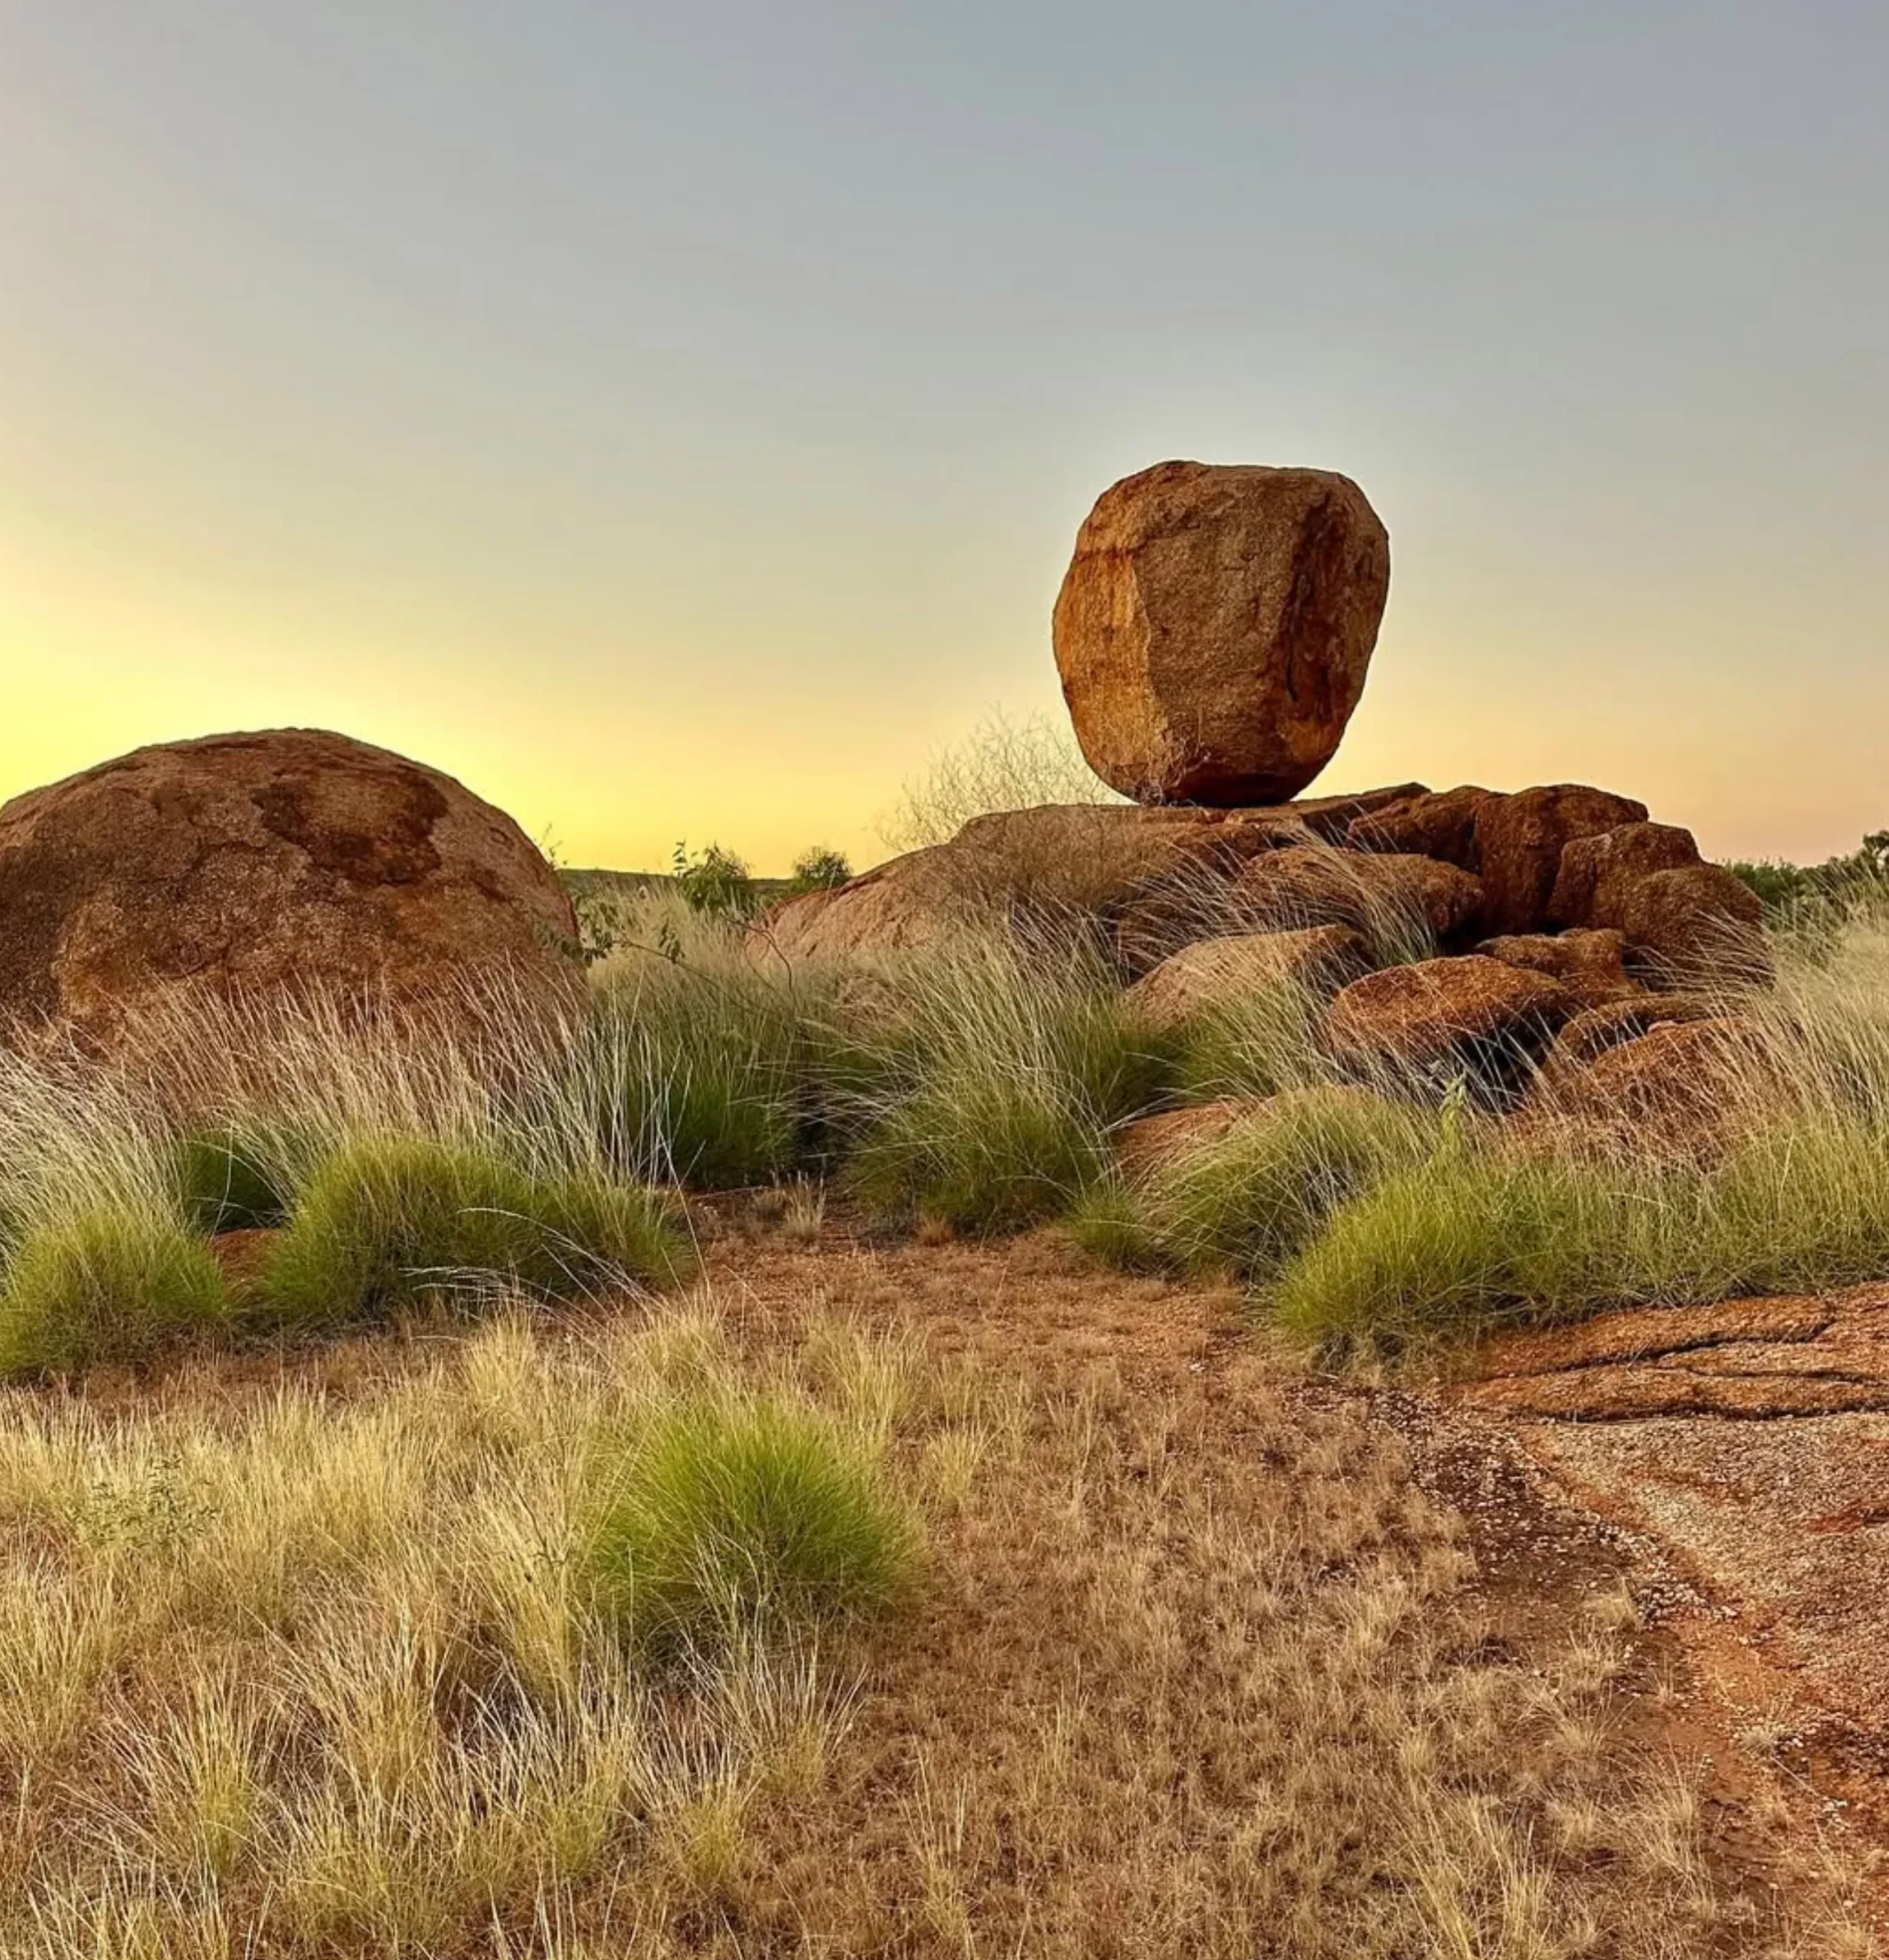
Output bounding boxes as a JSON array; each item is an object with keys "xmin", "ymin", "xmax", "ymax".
[{"xmin": 699, "ymin": 1215, "xmax": 1887, "ymax": 1951}]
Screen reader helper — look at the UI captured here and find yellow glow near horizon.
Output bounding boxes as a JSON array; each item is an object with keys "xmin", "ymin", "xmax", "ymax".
[{"xmin": 6, "ymin": 7, "xmax": 1886, "ymax": 876}]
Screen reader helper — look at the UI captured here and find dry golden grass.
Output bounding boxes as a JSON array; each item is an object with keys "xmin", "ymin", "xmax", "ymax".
[{"xmin": 0, "ymin": 1227, "xmax": 1868, "ymax": 1957}]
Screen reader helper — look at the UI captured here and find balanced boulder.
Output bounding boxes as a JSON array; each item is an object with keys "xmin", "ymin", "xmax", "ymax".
[
  {"xmin": 1052, "ymin": 462, "xmax": 1391, "ymax": 805},
  {"xmin": 0, "ymin": 729, "xmax": 580, "ymax": 1046}
]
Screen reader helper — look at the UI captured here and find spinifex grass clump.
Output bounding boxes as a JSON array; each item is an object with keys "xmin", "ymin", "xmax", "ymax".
[
  {"xmin": 1070, "ymin": 1086, "xmax": 1449, "ymax": 1282},
  {"xmin": 0, "ymin": 1205, "xmax": 231, "ymax": 1377},
  {"xmin": 262, "ymin": 1136, "xmax": 691, "ymax": 1329},
  {"xmin": 841, "ymin": 937, "xmax": 1178, "ymax": 1232},
  {"xmin": 580, "ymin": 1394, "xmax": 920, "ymax": 1658},
  {"xmin": 1267, "ymin": 1109, "xmax": 1889, "ymax": 1356},
  {"xmin": 175, "ymin": 1125, "xmax": 296, "ymax": 1233},
  {"xmin": 581, "ymin": 961, "xmax": 823, "ymax": 1188}
]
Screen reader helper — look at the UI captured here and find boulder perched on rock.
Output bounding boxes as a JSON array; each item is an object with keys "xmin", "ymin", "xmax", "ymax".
[
  {"xmin": 1052, "ymin": 461, "xmax": 1391, "ymax": 805},
  {"xmin": 1323, "ymin": 955, "xmax": 1570, "ymax": 1094},
  {"xmin": 1473, "ymin": 929, "xmax": 1636, "ymax": 1008},
  {"xmin": 0, "ymin": 730, "xmax": 581, "ymax": 1047},
  {"xmin": 1231, "ymin": 848, "xmax": 1483, "ymax": 950},
  {"xmin": 1125, "ymin": 926, "xmax": 1372, "ymax": 1031}
]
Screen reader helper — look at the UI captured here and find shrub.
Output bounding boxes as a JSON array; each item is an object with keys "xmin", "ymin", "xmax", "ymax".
[
  {"xmin": 580, "ymin": 1396, "xmax": 918, "ymax": 1656},
  {"xmin": 672, "ymin": 841, "xmax": 760, "ymax": 920},
  {"xmin": 175, "ymin": 1127, "xmax": 295, "ymax": 1233},
  {"xmin": 1266, "ymin": 1110, "xmax": 1889, "ymax": 1356},
  {"xmin": 1063, "ymin": 1178, "xmax": 1169, "ymax": 1272},
  {"xmin": 1172, "ymin": 984, "xmax": 1326, "ymax": 1102},
  {"xmin": 0, "ymin": 1207, "xmax": 231, "ymax": 1377},
  {"xmin": 847, "ymin": 1070, "xmax": 1106, "ymax": 1232},
  {"xmin": 261, "ymin": 1138, "xmax": 691, "ymax": 1330},
  {"xmin": 786, "ymin": 846, "xmax": 852, "ymax": 896}
]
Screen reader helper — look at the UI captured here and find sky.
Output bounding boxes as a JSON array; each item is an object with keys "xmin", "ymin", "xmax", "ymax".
[{"xmin": 4, "ymin": 2, "xmax": 1885, "ymax": 873}]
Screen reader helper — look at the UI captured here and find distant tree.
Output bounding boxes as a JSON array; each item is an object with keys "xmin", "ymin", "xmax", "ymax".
[
  {"xmin": 1724, "ymin": 828, "xmax": 1889, "ymax": 926},
  {"xmin": 786, "ymin": 846, "xmax": 852, "ymax": 896},
  {"xmin": 672, "ymin": 841, "xmax": 759, "ymax": 920}
]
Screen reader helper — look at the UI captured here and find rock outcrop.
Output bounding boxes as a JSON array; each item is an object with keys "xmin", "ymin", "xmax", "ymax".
[
  {"xmin": 1323, "ymin": 955, "xmax": 1571, "ymax": 1094},
  {"xmin": 1231, "ymin": 846, "xmax": 1483, "ymax": 950},
  {"xmin": 0, "ymin": 729, "xmax": 580, "ymax": 1047},
  {"xmin": 1473, "ymin": 929, "xmax": 1635, "ymax": 1008},
  {"xmin": 1052, "ymin": 462, "xmax": 1391, "ymax": 805},
  {"xmin": 1125, "ymin": 926, "xmax": 1371, "ymax": 1030}
]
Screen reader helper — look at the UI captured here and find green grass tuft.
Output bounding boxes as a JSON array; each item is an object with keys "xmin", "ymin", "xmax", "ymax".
[
  {"xmin": 261, "ymin": 1137, "xmax": 691, "ymax": 1330},
  {"xmin": 1266, "ymin": 1110, "xmax": 1889, "ymax": 1356},
  {"xmin": 175, "ymin": 1128, "xmax": 296, "ymax": 1233},
  {"xmin": 580, "ymin": 1395, "xmax": 919, "ymax": 1656},
  {"xmin": 1106, "ymin": 1089, "xmax": 1447, "ymax": 1284},
  {"xmin": 0, "ymin": 1206, "xmax": 231, "ymax": 1378}
]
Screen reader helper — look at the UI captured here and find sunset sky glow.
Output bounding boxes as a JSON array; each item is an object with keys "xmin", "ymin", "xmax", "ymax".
[{"xmin": 5, "ymin": 3, "xmax": 1885, "ymax": 871}]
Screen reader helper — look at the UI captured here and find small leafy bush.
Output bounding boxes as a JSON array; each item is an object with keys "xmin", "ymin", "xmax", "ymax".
[
  {"xmin": 0, "ymin": 1206, "xmax": 231, "ymax": 1377},
  {"xmin": 786, "ymin": 846, "xmax": 852, "ymax": 896},
  {"xmin": 672, "ymin": 841, "xmax": 759, "ymax": 920},
  {"xmin": 262, "ymin": 1138, "xmax": 691, "ymax": 1330},
  {"xmin": 580, "ymin": 1396, "xmax": 919, "ymax": 1656}
]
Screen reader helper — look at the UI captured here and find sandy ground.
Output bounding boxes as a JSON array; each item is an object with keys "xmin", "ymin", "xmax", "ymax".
[{"xmin": 695, "ymin": 1210, "xmax": 1889, "ymax": 1940}]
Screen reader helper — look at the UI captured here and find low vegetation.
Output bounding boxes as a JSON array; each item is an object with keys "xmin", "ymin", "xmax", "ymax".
[
  {"xmin": 0, "ymin": 832, "xmax": 1881, "ymax": 1945},
  {"xmin": 2, "ymin": 864, "xmax": 1887, "ymax": 1374}
]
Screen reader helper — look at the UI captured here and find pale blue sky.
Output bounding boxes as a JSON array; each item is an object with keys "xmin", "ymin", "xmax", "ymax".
[{"xmin": 5, "ymin": 2, "xmax": 1884, "ymax": 867}]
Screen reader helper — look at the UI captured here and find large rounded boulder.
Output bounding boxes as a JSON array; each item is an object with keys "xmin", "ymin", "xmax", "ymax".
[
  {"xmin": 1052, "ymin": 461, "xmax": 1391, "ymax": 805},
  {"xmin": 0, "ymin": 729, "xmax": 582, "ymax": 1044}
]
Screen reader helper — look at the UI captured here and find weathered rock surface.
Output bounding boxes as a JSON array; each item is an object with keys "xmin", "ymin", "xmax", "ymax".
[
  {"xmin": 1544, "ymin": 1016, "xmax": 1768, "ymax": 1153},
  {"xmin": 1125, "ymin": 926, "xmax": 1372, "ymax": 1030},
  {"xmin": 1323, "ymin": 955, "xmax": 1571, "ymax": 1088},
  {"xmin": 1459, "ymin": 1287, "xmax": 1889, "ymax": 1421},
  {"xmin": 1619, "ymin": 863, "xmax": 1771, "ymax": 988},
  {"xmin": 763, "ymin": 792, "xmax": 1428, "ymax": 971},
  {"xmin": 1232, "ymin": 847, "xmax": 1483, "ymax": 949},
  {"xmin": 1548, "ymin": 820, "xmax": 1703, "ymax": 929},
  {"xmin": 1545, "ymin": 991, "xmax": 1719, "ymax": 1069},
  {"xmin": 1473, "ymin": 929, "xmax": 1636, "ymax": 1008},
  {"xmin": 1113, "ymin": 1099, "xmax": 1265, "ymax": 1181},
  {"xmin": 1052, "ymin": 462, "xmax": 1391, "ymax": 805},
  {"xmin": 0, "ymin": 729, "xmax": 580, "ymax": 1044},
  {"xmin": 1470, "ymin": 786, "xmax": 1650, "ymax": 936},
  {"xmin": 1454, "ymin": 1285, "xmax": 1889, "ymax": 1778},
  {"xmin": 1345, "ymin": 785, "xmax": 1494, "ymax": 867},
  {"xmin": 758, "ymin": 846, "xmax": 963, "ymax": 962}
]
